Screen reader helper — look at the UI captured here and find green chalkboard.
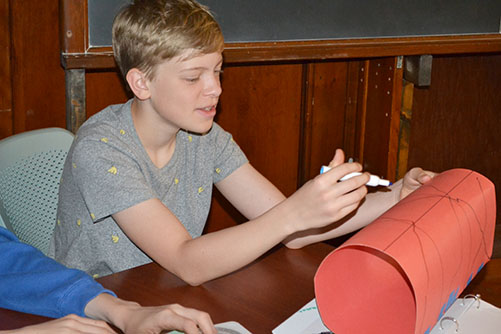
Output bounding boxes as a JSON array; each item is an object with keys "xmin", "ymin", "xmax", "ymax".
[{"xmin": 88, "ymin": 0, "xmax": 501, "ymax": 47}]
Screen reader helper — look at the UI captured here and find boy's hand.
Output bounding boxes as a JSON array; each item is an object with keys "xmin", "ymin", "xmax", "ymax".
[
  {"xmin": 326, "ymin": 148, "xmax": 346, "ymax": 168},
  {"xmin": 285, "ymin": 149, "xmax": 369, "ymax": 232},
  {"xmin": 328, "ymin": 149, "xmax": 436, "ymax": 201},
  {"xmin": 399, "ymin": 167, "xmax": 436, "ymax": 200}
]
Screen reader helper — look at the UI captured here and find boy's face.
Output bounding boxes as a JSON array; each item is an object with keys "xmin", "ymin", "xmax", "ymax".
[{"xmin": 145, "ymin": 50, "xmax": 223, "ymax": 135}]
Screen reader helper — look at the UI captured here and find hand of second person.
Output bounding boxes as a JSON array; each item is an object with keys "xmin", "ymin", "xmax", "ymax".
[
  {"xmin": 85, "ymin": 293, "xmax": 216, "ymax": 334},
  {"xmin": 116, "ymin": 302, "xmax": 216, "ymax": 334}
]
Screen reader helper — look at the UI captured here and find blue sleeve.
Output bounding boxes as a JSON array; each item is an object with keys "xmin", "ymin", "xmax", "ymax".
[{"xmin": 0, "ymin": 227, "xmax": 116, "ymax": 318}]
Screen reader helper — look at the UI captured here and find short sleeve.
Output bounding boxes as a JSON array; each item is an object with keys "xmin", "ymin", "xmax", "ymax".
[
  {"xmin": 210, "ymin": 124, "xmax": 248, "ymax": 183},
  {"xmin": 70, "ymin": 133, "xmax": 155, "ymax": 221}
]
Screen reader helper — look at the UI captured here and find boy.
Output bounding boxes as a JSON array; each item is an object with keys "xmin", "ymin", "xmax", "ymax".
[
  {"xmin": 0, "ymin": 226, "xmax": 215, "ymax": 334},
  {"xmin": 50, "ymin": 0, "xmax": 433, "ymax": 285}
]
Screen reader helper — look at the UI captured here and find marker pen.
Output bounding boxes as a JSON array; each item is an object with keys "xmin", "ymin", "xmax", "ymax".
[{"xmin": 320, "ymin": 166, "xmax": 392, "ymax": 187}]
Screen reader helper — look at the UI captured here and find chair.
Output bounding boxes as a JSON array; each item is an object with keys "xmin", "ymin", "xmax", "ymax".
[
  {"xmin": 0, "ymin": 128, "xmax": 74, "ymax": 255},
  {"xmin": 0, "ymin": 214, "xmax": 6, "ymax": 229}
]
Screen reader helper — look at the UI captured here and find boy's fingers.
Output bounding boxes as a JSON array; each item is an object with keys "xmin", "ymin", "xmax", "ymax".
[
  {"xmin": 162, "ymin": 304, "xmax": 216, "ymax": 334},
  {"xmin": 329, "ymin": 162, "xmax": 364, "ymax": 184},
  {"xmin": 328, "ymin": 148, "xmax": 345, "ymax": 168},
  {"xmin": 418, "ymin": 173, "xmax": 432, "ymax": 184},
  {"xmin": 406, "ymin": 167, "xmax": 435, "ymax": 185},
  {"xmin": 419, "ymin": 170, "xmax": 436, "ymax": 183}
]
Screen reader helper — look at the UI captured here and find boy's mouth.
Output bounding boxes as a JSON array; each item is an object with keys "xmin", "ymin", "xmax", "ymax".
[{"xmin": 197, "ymin": 105, "xmax": 217, "ymax": 117}]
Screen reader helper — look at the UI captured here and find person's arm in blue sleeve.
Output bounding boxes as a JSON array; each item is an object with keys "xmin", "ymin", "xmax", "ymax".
[
  {"xmin": 0, "ymin": 226, "xmax": 115, "ymax": 318},
  {"xmin": 0, "ymin": 227, "xmax": 216, "ymax": 334}
]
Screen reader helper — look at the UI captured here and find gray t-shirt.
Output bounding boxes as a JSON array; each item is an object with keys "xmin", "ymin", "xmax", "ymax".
[{"xmin": 49, "ymin": 99, "xmax": 248, "ymax": 278}]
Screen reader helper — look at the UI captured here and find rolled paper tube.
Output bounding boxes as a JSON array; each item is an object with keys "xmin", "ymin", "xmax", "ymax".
[{"xmin": 314, "ymin": 168, "xmax": 496, "ymax": 334}]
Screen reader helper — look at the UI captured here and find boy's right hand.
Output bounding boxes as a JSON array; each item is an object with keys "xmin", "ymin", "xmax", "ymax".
[{"xmin": 283, "ymin": 149, "xmax": 369, "ymax": 233}]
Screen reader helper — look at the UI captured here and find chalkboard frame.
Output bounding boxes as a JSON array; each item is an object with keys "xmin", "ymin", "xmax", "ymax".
[{"xmin": 60, "ymin": 0, "xmax": 501, "ymax": 69}]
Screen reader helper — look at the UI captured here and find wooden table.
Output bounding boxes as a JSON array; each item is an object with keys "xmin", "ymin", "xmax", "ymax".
[
  {"xmin": 96, "ymin": 243, "xmax": 333, "ymax": 333},
  {"xmin": 0, "ymin": 243, "xmax": 500, "ymax": 333}
]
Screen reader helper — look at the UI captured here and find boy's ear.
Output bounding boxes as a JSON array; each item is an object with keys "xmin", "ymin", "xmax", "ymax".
[{"xmin": 126, "ymin": 68, "xmax": 151, "ymax": 100}]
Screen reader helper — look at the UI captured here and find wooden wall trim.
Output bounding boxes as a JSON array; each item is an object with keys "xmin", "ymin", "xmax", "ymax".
[
  {"xmin": 396, "ymin": 81, "xmax": 413, "ymax": 180},
  {"xmin": 356, "ymin": 60, "xmax": 370, "ymax": 164},
  {"xmin": 358, "ymin": 57, "xmax": 398, "ymax": 178},
  {"xmin": 298, "ymin": 63, "xmax": 315, "ymax": 185},
  {"xmin": 0, "ymin": 0, "xmax": 12, "ymax": 139},
  {"xmin": 59, "ymin": 0, "xmax": 87, "ymax": 54},
  {"xmin": 61, "ymin": 34, "xmax": 501, "ymax": 70},
  {"xmin": 387, "ymin": 57, "xmax": 404, "ymax": 181},
  {"xmin": 342, "ymin": 61, "xmax": 362, "ymax": 160},
  {"xmin": 224, "ymin": 34, "xmax": 501, "ymax": 63},
  {"xmin": 60, "ymin": 52, "xmax": 116, "ymax": 70}
]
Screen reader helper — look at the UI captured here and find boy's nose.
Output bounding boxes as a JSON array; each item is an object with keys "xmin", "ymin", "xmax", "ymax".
[{"xmin": 204, "ymin": 76, "xmax": 222, "ymax": 97}]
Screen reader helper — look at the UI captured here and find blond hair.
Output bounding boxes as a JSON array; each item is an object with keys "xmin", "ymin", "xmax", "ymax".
[{"xmin": 112, "ymin": 0, "xmax": 224, "ymax": 80}]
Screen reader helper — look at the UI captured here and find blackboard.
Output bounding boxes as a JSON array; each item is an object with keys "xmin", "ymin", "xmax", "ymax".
[{"xmin": 88, "ymin": 0, "xmax": 501, "ymax": 47}]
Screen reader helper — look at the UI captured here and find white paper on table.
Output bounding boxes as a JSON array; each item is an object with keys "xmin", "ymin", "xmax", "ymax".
[
  {"xmin": 272, "ymin": 298, "xmax": 331, "ymax": 334},
  {"xmin": 430, "ymin": 297, "xmax": 501, "ymax": 334},
  {"xmin": 213, "ymin": 321, "xmax": 252, "ymax": 334},
  {"xmin": 169, "ymin": 320, "xmax": 251, "ymax": 334}
]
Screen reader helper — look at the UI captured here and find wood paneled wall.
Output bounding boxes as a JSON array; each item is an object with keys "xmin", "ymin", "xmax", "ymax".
[
  {"xmin": 86, "ymin": 70, "xmax": 130, "ymax": 116},
  {"xmin": 301, "ymin": 61, "xmax": 354, "ymax": 182},
  {"xmin": 9, "ymin": 0, "xmax": 66, "ymax": 133},
  {"xmin": 208, "ymin": 64, "xmax": 304, "ymax": 229},
  {"xmin": 408, "ymin": 54, "xmax": 501, "ymax": 222},
  {"xmin": 408, "ymin": 53, "xmax": 501, "ymax": 257}
]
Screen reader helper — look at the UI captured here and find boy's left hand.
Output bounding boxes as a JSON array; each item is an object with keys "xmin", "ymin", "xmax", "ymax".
[{"xmin": 399, "ymin": 167, "xmax": 436, "ymax": 200}]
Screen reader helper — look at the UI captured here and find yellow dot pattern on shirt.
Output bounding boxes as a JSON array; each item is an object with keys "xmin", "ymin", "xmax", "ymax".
[
  {"xmin": 72, "ymin": 162, "xmax": 76, "ymax": 169},
  {"xmin": 90, "ymin": 213, "xmax": 96, "ymax": 220},
  {"xmin": 77, "ymin": 219, "xmax": 81, "ymax": 226},
  {"xmin": 188, "ymin": 135, "xmax": 193, "ymax": 142},
  {"xmin": 120, "ymin": 129, "xmax": 125, "ymax": 135},
  {"xmin": 112, "ymin": 235, "xmax": 119, "ymax": 243},
  {"xmin": 108, "ymin": 166, "xmax": 118, "ymax": 175},
  {"xmin": 100, "ymin": 137, "xmax": 108, "ymax": 143},
  {"xmin": 215, "ymin": 168, "xmax": 221, "ymax": 174},
  {"xmin": 174, "ymin": 178, "xmax": 179, "ymax": 185},
  {"xmin": 198, "ymin": 186, "xmax": 204, "ymax": 194},
  {"xmin": 57, "ymin": 219, "xmax": 61, "ymax": 226}
]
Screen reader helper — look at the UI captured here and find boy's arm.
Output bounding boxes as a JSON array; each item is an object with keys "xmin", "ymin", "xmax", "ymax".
[
  {"xmin": 203, "ymin": 158, "xmax": 432, "ymax": 249},
  {"xmin": 283, "ymin": 166, "xmax": 435, "ymax": 248},
  {"xmin": 213, "ymin": 163, "xmax": 286, "ymax": 220},
  {"xmin": 282, "ymin": 180, "xmax": 401, "ymax": 248},
  {"xmin": 215, "ymin": 163, "xmax": 399, "ymax": 248},
  {"xmin": 113, "ymin": 161, "xmax": 369, "ymax": 286}
]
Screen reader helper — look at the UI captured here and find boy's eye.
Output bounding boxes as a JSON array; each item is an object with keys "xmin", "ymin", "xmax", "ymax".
[{"xmin": 185, "ymin": 77, "xmax": 200, "ymax": 83}]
